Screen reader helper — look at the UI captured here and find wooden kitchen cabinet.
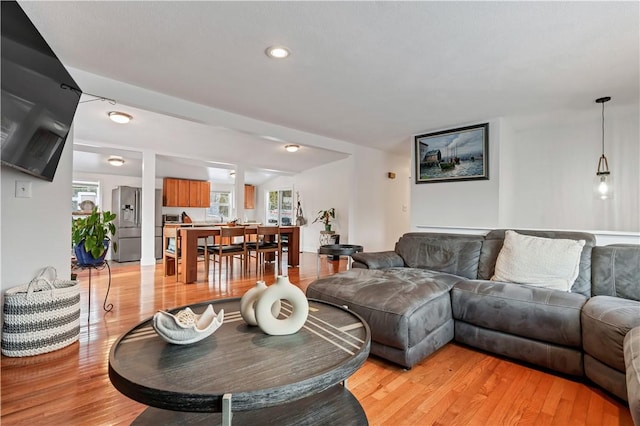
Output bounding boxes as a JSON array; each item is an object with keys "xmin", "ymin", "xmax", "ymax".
[
  {"xmin": 244, "ymin": 184, "xmax": 255, "ymax": 209},
  {"xmin": 163, "ymin": 178, "xmax": 210, "ymax": 207},
  {"xmin": 189, "ymin": 180, "xmax": 211, "ymax": 208},
  {"xmin": 178, "ymin": 179, "xmax": 190, "ymax": 206},
  {"xmin": 163, "ymin": 178, "xmax": 180, "ymax": 207}
]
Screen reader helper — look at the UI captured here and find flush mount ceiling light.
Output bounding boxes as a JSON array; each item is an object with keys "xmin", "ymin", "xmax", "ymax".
[
  {"xmin": 284, "ymin": 144, "xmax": 300, "ymax": 153},
  {"xmin": 107, "ymin": 155, "xmax": 125, "ymax": 167},
  {"xmin": 594, "ymin": 96, "xmax": 614, "ymax": 200},
  {"xmin": 108, "ymin": 111, "xmax": 133, "ymax": 124},
  {"xmin": 265, "ymin": 46, "xmax": 291, "ymax": 59}
]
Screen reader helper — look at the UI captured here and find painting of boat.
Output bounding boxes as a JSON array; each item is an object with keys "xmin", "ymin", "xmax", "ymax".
[
  {"xmin": 414, "ymin": 123, "xmax": 489, "ymax": 184},
  {"xmin": 439, "ymin": 161, "xmax": 455, "ymax": 170}
]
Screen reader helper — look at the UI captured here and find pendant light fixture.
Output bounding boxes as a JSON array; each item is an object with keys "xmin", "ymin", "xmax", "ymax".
[{"xmin": 594, "ymin": 96, "xmax": 613, "ymax": 200}]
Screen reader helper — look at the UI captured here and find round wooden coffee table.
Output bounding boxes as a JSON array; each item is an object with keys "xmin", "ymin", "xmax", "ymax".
[{"xmin": 109, "ymin": 298, "xmax": 370, "ymax": 425}]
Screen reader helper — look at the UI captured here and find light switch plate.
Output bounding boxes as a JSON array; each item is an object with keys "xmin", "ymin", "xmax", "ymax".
[{"xmin": 15, "ymin": 180, "xmax": 32, "ymax": 198}]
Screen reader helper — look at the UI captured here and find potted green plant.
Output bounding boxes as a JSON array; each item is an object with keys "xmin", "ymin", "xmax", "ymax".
[
  {"xmin": 313, "ymin": 208, "xmax": 335, "ymax": 232},
  {"xmin": 72, "ymin": 207, "xmax": 118, "ymax": 266}
]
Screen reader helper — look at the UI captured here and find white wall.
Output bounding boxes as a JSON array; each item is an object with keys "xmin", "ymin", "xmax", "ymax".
[
  {"xmin": 289, "ymin": 160, "xmax": 351, "ymax": 253},
  {"xmin": 1, "ymin": 128, "xmax": 74, "ymax": 296},
  {"xmin": 500, "ymin": 103, "xmax": 639, "ymax": 232},
  {"xmin": 266, "ymin": 147, "xmax": 410, "ymax": 254},
  {"xmin": 411, "ymin": 119, "xmax": 502, "ymax": 229},
  {"xmin": 411, "ymin": 103, "xmax": 640, "ymax": 237},
  {"xmin": 350, "ymin": 146, "xmax": 411, "ymax": 251}
]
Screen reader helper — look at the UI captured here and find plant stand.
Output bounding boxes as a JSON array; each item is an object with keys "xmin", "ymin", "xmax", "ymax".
[{"xmin": 72, "ymin": 260, "xmax": 113, "ymax": 322}]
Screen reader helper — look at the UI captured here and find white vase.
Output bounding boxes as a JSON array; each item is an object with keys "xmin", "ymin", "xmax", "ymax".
[
  {"xmin": 255, "ymin": 275, "xmax": 309, "ymax": 335},
  {"xmin": 240, "ymin": 280, "xmax": 281, "ymax": 326}
]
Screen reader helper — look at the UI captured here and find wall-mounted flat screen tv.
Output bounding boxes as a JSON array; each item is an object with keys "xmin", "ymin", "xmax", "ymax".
[{"xmin": 1, "ymin": 1, "xmax": 81, "ymax": 182}]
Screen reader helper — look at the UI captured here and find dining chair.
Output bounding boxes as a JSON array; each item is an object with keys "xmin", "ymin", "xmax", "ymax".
[
  {"xmin": 207, "ymin": 226, "xmax": 247, "ymax": 282},
  {"xmin": 247, "ymin": 226, "xmax": 282, "ymax": 277},
  {"xmin": 163, "ymin": 227, "xmax": 208, "ymax": 281},
  {"xmin": 163, "ymin": 227, "xmax": 180, "ymax": 281}
]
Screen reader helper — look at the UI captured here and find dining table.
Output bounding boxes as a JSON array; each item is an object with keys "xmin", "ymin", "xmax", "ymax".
[{"xmin": 178, "ymin": 225, "xmax": 300, "ymax": 283}]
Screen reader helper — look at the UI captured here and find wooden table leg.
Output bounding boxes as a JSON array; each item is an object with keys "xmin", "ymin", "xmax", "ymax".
[
  {"xmin": 288, "ymin": 227, "xmax": 300, "ymax": 267},
  {"xmin": 182, "ymin": 231, "xmax": 199, "ymax": 283}
]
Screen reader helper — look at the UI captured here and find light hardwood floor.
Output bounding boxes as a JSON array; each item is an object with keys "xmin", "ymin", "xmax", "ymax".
[{"xmin": 1, "ymin": 253, "xmax": 633, "ymax": 425}]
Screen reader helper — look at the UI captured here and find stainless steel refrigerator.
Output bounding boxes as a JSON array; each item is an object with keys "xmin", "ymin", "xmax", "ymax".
[{"xmin": 112, "ymin": 186, "xmax": 162, "ymax": 262}]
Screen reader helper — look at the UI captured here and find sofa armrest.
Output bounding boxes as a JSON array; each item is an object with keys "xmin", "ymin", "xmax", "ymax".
[
  {"xmin": 625, "ymin": 326, "xmax": 640, "ymax": 425},
  {"xmin": 351, "ymin": 251, "xmax": 404, "ymax": 269}
]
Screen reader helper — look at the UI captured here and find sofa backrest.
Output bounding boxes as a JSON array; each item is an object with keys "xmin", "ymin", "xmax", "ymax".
[
  {"xmin": 395, "ymin": 233, "xmax": 484, "ymax": 279},
  {"xmin": 478, "ymin": 229, "xmax": 596, "ymax": 297},
  {"xmin": 592, "ymin": 244, "xmax": 640, "ymax": 301}
]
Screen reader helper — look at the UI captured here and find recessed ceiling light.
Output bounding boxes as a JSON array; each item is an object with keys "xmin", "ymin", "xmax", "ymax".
[
  {"xmin": 108, "ymin": 111, "xmax": 133, "ymax": 124},
  {"xmin": 285, "ymin": 144, "xmax": 300, "ymax": 153},
  {"xmin": 108, "ymin": 155, "xmax": 125, "ymax": 166},
  {"xmin": 265, "ymin": 46, "xmax": 291, "ymax": 59}
]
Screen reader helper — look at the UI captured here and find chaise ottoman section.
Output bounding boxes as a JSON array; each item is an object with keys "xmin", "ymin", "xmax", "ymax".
[
  {"xmin": 306, "ymin": 268, "xmax": 463, "ymax": 368},
  {"xmin": 451, "ymin": 279, "xmax": 588, "ymax": 376},
  {"xmin": 582, "ymin": 295, "xmax": 640, "ymax": 400}
]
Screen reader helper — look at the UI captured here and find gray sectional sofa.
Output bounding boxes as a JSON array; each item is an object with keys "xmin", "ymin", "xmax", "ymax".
[{"xmin": 306, "ymin": 230, "xmax": 640, "ymax": 423}]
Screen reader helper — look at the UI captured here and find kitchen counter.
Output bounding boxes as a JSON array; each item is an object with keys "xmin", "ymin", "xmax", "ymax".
[{"xmin": 164, "ymin": 222, "xmax": 262, "ymax": 227}]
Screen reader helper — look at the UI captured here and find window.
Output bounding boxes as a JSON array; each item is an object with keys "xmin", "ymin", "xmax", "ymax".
[
  {"xmin": 72, "ymin": 181, "xmax": 100, "ymax": 212},
  {"xmin": 266, "ymin": 189, "xmax": 293, "ymax": 226},
  {"xmin": 209, "ymin": 191, "xmax": 232, "ymax": 220}
]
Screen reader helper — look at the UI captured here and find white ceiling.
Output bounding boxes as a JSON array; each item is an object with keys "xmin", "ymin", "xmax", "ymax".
[
  {"xmin": 71, "ymin": 98, "xmax": 348, "ymax": 184},
  {"xmin": 18, "ymin": 1, "xmax": 640, "ymax": 182}
]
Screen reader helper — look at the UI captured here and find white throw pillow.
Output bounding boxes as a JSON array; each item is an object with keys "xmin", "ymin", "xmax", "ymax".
[{"xmin": 491, "ymin": 230, "xmax": 586, "ymax": 292}]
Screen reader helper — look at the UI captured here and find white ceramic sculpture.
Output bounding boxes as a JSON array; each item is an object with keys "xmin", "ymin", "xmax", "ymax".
[
  {"xmin": 254, "ymin": 276, "xmax": 309, "ymax": 336},
  {"xmin": 153, "ymin": 305, "xmax": 224, "ymax": 345},
  {"xmin": 240, "ymin": 280, "xmax": 281, "ymax": 326}
]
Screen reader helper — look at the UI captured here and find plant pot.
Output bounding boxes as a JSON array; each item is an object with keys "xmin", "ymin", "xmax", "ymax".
[
  {"xmin": 74, "ymin": 240, "xmax": 109, "ymax": 266},
  {"xmin": 324, "ymin": 224, "xmax": 332, "ymax": 232}
]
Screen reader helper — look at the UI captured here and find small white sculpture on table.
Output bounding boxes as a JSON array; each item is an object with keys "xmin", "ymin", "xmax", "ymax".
[
  {"xmin": 153, "ymin": 305, "xmax": 224, "ymax": 345},
  {"xmin": 240, "ymin": 276, "xmax": 309, "ymax": 335}
]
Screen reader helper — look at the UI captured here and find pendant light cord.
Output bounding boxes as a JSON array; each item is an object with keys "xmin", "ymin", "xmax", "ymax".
[{"xmin": 601, "ymin": 101, "xmax": 605, "ymax": 156}]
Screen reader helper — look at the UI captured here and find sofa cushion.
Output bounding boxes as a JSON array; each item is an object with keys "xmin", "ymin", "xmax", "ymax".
[
  {"xmin": 452, "ymin": 279, "xmax": 587, "ymax": 348},
  {"xmin": 306, "ymin": 267, "xmax": 461, "ymax": 353},
  {"xmin": 491, "ymin": 230, "xmax": 585, "ymax": 292},
  {"xmin": 592, "ymin": 245, "xmax": 640, "ymax": 302},
  {"xmin": 479, "ymin": 229, "xmax": 596, "ymax": 297},
  {"xmin": 582, "ymin": 296, "xmax": 640, "ymax": 373},
  {"xmin": 395, "ymin": 233, "xmax": 484, "ymax": 279},
  {"xmin": 625, "ymin": 326, "xmax": 640, "ymax": 425},
  {"xmin": 456, "ymin": 321, "xmax": 584, "ymax": 376}
]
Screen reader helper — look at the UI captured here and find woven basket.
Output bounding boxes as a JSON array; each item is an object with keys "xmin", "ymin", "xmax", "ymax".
[{"xmin": 2, "ymin": 267, "xmax": 81, "ymax": 357}]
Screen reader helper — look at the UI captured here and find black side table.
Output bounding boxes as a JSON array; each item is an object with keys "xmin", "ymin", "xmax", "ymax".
[{"xmin": 317, "ymin": 244, "xmax": 364, "ymax": 278}]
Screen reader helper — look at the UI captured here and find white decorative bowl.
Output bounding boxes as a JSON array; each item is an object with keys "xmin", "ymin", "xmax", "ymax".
[{"xmin": 152, "ymin": 305, "xmax": 224, "ymax": 345}]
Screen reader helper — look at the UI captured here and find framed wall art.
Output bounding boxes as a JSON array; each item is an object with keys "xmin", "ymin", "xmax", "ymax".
[{"xmin": 414, "ymin": 123, "xmax": 489, "ymax": 184}]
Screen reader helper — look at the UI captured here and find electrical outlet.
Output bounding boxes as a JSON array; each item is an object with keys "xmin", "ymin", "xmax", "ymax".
[{"xmin": 15, "ymin": 180, "xmax": 32, "ymax": 198}]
